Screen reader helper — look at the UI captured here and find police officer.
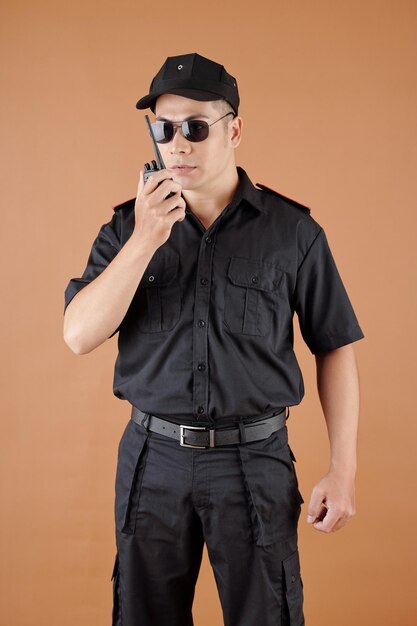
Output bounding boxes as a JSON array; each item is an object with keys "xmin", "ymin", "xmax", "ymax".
[{"xmin": 63, "ymin": 52, "xmax": 365, "ymax": 626}]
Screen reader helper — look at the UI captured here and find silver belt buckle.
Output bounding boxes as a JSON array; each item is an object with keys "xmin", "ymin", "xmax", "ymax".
[{"xmin": 180, "ymin": 424, "xmax": 215, "ymax": 448}]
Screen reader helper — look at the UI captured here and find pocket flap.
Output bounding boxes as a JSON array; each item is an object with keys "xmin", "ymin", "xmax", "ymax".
[
  {"xmin": 138, "ymin": 251, "xmax": 179, "ymax": 287},
  {"xmin": 227, "ymin": 257, "xmax": 284, "ymax": 291},
  {"xmin": 282, "ymin": 549, "xmax": 301, "ymax": 590}
]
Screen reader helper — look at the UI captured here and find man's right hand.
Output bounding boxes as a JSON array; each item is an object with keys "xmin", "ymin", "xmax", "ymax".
[{"xmin": 133, "ymin": 168, "xmax": 186, "ymax": 250}]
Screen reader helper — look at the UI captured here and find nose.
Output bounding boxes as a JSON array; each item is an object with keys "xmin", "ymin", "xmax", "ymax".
[{"xmin": 170, "ymin": 125, "xmax": 191, "ymax": 155}]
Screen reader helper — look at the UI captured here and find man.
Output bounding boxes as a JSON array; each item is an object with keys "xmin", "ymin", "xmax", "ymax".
[{"xmin": 63, "ymin": 52, "xmax": 364, "ymax": 626}]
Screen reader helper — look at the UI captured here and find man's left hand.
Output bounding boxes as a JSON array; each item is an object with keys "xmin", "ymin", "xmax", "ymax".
[{"xmin": 306, "ymin": 472, "xmax": 356, "ymax": 532}]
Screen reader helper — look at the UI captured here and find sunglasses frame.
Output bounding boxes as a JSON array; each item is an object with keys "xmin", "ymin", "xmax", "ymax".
[{"xmin": 151, "ymin": 111, "xmax": 236, "ymax": 144}]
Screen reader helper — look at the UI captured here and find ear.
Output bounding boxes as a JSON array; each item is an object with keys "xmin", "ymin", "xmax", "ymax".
[{"xmin": 229, "ymin": 115, "xmax": 243, "ymax": 148}]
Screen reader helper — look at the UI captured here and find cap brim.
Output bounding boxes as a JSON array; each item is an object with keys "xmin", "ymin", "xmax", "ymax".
[{"xmin": 135, "ymin": 88, "xmax": 224, "ymax": 110}]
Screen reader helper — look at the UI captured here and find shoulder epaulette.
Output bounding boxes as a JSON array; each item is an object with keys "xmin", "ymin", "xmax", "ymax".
[
  {"xmin": 255, "ymin": 183, "xmax": 311, "ymax": 214},
  {"xmin": 112, "ymin": 197, "xmax": 136, "ymax": 212}
]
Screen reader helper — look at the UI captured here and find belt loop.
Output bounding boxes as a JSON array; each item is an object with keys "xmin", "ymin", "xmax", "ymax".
[
  {"xmin": 285, "ymin": 406, "xmax": 290, "ymax": 420},
  {"xmin": 141, "ymin": 412, "xmax": 150, "ymax": 430},
  {"xmin": 238, "ymin": 417, "xmax": 247, "ymax": 444}
]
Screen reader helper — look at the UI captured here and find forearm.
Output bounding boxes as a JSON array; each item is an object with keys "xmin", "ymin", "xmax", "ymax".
[
  {"xmin": 315, "ymin": 344, "xmax": 360, "ymax": 478},
  {"xmin": 63, "ymin": 233, "xmax": 156, "ymax": 354}
]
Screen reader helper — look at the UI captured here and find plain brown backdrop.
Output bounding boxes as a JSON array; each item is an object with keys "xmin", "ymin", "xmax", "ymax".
[{"xmin": 1, "ymin": 1, "xmax": 416, "ymax": 624}]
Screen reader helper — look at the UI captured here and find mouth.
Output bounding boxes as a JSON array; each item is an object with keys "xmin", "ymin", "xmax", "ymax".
[{"xmin": 169, "ymin": 165, "xmax": 197, "ymax": 174}]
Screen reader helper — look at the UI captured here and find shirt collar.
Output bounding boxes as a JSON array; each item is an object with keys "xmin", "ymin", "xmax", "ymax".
[
  {"xmin": 235, "ymin": 166, "xmax": 269, "ymax": 214},
  {"xmin": 184, "ymin": 166, "xmax": 268, "ymax": 216}
]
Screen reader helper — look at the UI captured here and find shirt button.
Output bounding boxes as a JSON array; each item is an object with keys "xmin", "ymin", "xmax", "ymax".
[
  {"xmin": 198, "ymin": 320, "xmax": 206, "ymax": 327},
  {"xmin": 200, "ymin": 277, "xmax": 208, "ymax": 285},
  {"xmin": 148, "ymin": 275, "xmax": 155, "ymax": 282},
  {"xmin": 197, "ymin": 362, "xmax": 206, "ymax": 371},
  {"xmin": 251, "ymin": 276, "xmax": 258, "ymax": 284},
  {"xmin": 205, "ymin": 236, "xmax": 212, "ymax": 244},
  {"xmin": 291, "ymin": 575, "xmax": 296, "ymax": 583},
  {"xmin": 198, "ymin": 406, "xmax": 205, "ymax": 414}
]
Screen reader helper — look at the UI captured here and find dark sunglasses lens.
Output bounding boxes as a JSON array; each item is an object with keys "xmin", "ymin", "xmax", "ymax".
[
  {"xmin": 184, "ymin": 120, "xmax": 209, "ymax": 142},
  {"xmin": 151, "ymin": 122, "xmax": 173, "ymax": 143}
]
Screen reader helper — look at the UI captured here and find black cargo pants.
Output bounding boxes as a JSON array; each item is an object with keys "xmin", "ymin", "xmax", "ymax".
[{"xmin": 110, "ymin": 414, "xmax": 305, "ymax": 626}]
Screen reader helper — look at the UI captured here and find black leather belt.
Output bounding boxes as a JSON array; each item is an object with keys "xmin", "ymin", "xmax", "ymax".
[{"xmin": 130, "ymin": 405, "xmax": 288, "ymax": 448}]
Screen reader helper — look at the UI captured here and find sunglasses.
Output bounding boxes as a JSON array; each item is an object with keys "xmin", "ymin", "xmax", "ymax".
[{"xmin": 150, "ymin": 111, "xmax": 236, "ymax": 144}]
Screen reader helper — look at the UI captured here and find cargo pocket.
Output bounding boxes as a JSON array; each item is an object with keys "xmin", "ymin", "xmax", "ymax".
[
  {"xmin": 110, "ymin": 552, "xmax": 121, "ymax": 626},
  {"xmin": 281, "ymin": 549, "xmax": 305, "ymax": 625},
  {"xmin": 237, "ymin": 426, "xmax": 302, "ymax": 547},
  {"xmin": 223, "ymin": 256, "xmax": 284, "ymax": 336},
  {"xmin": 115, "ymin": 419, "xmax": 150, "ymax": 535},
  {"xmin": 135, "ymin": 249, "xmax": 181, "ymax": 333}
]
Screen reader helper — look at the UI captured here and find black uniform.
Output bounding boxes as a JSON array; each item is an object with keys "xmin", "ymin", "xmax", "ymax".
[{"xmin": 64, "ymin": 165, "xmax": 364, "ymax": 625}]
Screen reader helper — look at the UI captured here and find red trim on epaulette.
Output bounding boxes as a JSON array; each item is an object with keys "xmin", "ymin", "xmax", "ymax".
[
  {"xmin": 112, "ymin": 197, "xmax": 136, "ymax": 212},
  {"xmin": 255, "ymin": 183, "xmax": 311, "ymax": 214}
]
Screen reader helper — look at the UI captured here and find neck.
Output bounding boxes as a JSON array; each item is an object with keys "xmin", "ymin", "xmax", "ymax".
[{"xmin": 181, "ymin": 165, "xmax": 240, "ymax": 221}]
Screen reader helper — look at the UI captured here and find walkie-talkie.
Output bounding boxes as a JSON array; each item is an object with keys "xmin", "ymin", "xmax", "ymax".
[{"xmin": 143, "ymin": 114, "xmax": 176, "ymax": 202}]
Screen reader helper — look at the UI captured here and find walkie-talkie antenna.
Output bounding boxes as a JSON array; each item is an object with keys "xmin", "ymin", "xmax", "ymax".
[{"xmin": 145, "ymin": 115, "xmax": 166, "ymax": 170}]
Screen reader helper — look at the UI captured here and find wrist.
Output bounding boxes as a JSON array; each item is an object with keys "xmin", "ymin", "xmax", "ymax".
[
  {"xmin": 328, "ymin": 462, "xmax": 357, "ymax": 480},
  {"xmin": 126, "ymin": 231, "xmax": 157, "ymax": 259}
]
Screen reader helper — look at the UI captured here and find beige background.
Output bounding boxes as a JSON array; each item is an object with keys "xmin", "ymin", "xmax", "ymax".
[{"xmin": 1, "ymin": 1, "xmax": 416, "ymax": 624}]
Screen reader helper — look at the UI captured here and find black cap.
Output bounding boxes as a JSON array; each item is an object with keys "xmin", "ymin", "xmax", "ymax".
[{"xmin": 135, "ymin": 52, "xmax": 239, "ymax": 116}]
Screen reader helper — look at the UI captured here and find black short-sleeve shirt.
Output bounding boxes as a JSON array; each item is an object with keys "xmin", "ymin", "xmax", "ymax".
[{"xmin": 64, "ymin": 166, "xmax": 364, "ymax": 426}]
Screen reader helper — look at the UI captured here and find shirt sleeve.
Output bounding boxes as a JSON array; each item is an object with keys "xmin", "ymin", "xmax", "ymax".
[
  {"xmin": 293, "ymin": 227, "xmax": 365, "ymax": 354},
  {"xmin": 63, "ymin": 212, "xmax": 122, "ymax": 339}
]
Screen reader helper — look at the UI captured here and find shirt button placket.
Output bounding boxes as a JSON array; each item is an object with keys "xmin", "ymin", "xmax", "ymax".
[{"xmin": 193, "ymin": 232, "xmax": 215, "ymax": 423}]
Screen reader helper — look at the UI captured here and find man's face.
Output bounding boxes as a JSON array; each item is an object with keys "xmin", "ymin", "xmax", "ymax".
[{"xmin": 153, "ymin": 93, "xmax": 242, "ymax": 191}]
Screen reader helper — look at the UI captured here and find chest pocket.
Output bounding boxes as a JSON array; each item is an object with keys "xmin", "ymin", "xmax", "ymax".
[
  {"xmin": 223, "ymin": 257, "xmax": 284, "ymax": 336},
  {"xmin": 135, "ymin": 250, "xmax": 181, "ymax": 333}
]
